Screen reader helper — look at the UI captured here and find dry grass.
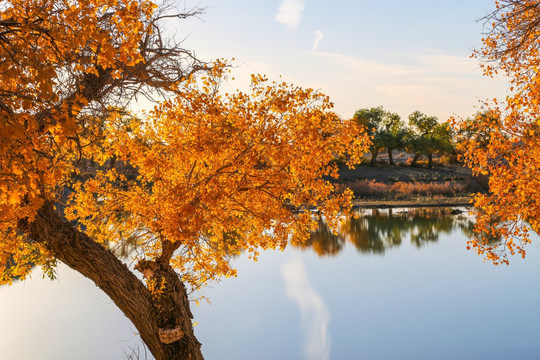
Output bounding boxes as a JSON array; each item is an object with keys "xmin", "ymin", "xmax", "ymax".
[{"xmin": 336, "ymin": 179, "xmax": 482, "ymax": 200}]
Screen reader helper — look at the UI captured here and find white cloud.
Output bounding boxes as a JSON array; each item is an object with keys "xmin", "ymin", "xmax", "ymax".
[
  {"xmin": 281, "ymin": 259, "xmax": 330, "ymax": 360},
  {"xmin": 313, "ymin": 30, "xmax": 324, "ymax": 51},
  {"xmin": 275, "ymin": 0, "xmax": 305, "ymax": 28}
]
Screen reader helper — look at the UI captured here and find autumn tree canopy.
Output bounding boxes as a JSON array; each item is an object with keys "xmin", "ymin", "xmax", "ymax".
[
  {"xmin": 456, "ymin": 0, "xmax": 540, "ymax": 264},
  {"xmin": 0, "ymin": 1, "xmax": 369, "ymax": 359}
]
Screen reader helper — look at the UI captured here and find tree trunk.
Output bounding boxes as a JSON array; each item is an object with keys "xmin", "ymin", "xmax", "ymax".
[
  {"xmin": 370, "ymin": 151, "xmax": 378, "ymax": 167},
  {"xmin": 387, "ymin": 148, "xmax": 394, "ymax": 165},
  {"xmin": 18, "ymin": 202, "xmax": 204, "ymax": 360},
  {"xmin": 410, "ymin": 153, "xmax": 421, "ymax": 167},
  {"xmin": 427, "ymin": 153, "xmax": 433, "ymax": 169}
]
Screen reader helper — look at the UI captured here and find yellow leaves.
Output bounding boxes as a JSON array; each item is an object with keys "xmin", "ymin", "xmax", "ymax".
[
  {"xmin": 7, "ymin": 193, "xmax": 20, "ymax": 206},
  {"xmin": 56, "ymin": 70, "xmax": 369, "ymax": 290},
  {"xmin": 456, "ymin": 2, "xmax": 540, "ymax": 263},
  {"xmin": 0, "ymin": 1, "xmax": 366, "ymax": 291},
  {"xmin": 0, "ymin": 0, "xmax": 162, "ymax": 247}
]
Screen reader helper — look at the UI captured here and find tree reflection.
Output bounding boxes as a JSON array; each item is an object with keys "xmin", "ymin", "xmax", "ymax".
[
  {"xmin": 296, "ymin": 218, "xmax": 345, "ymax": 256},
  {"xmin": 339, "ymin": 209, "xmax": 405, "ymax": 254},
  {"xmin": 296, "ymin": 208, "xmax": 475, "ymax": 256}
]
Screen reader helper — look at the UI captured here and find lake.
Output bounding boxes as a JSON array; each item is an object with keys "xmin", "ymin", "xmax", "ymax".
[{"xmin": 1, "ymin": 208, "xmax": 540, "ymax": 359}]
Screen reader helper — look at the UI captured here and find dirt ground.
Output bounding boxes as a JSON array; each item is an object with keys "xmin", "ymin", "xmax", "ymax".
[{"xmin": 336, "ymin": 163, "xmax": 475, "ymax": 184}]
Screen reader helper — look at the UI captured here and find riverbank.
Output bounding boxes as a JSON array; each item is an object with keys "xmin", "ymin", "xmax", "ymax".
[
  {"xmin": 335, "ymin": 163, "xmax": 484, "ymax": 208},
  {"xmin": 352, "ymin": 197, "xmax": 472, "ymax": 209}
]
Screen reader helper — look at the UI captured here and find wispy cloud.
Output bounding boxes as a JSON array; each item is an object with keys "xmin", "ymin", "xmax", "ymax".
[
  {"xmin": 314, "ymin": 51, "xmax": 414, "ymax": 76},
  {"xmin": 313, "ymin": 30, "xmax": 324, "ymax": 51},
  {"xmin": 275, "ymin": 0, "xmax": 305, "ymax": 28},
  {"xmin": 309, "ymin": 49, "xmax": 510, "ymax": 120},
  {"xmin": 281, "ymin": 259, "xmax": 330, "ymax": 360}
]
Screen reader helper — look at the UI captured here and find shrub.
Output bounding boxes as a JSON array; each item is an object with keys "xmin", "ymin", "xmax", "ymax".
[
  {"xmin": 439, "ymin": 155, "xmax": 454, "ymax": 166},
  {"xmin": 335, "ymin": 179, "xmax": 477, "ymax": 200}
]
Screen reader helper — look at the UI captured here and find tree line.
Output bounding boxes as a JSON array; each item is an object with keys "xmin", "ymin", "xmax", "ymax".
[{"xmin": 352, "ymin": 106, "xmax": 455, "ymax": 168}]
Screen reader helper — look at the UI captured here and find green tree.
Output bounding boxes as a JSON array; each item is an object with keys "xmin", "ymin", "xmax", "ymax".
[
  {"xmin": 354, "ymin": 106, "xmax": 386, "ymax": 166},
  {"xmin": 379, "ymin": 111, "xmax": 407, "ymax": 165},
  {"xmin": 354, "ymin": 106, "xmax": 405, "ymax": 166},
  {"xmin": 407, "ymin": 111, "xmax": 445, "ymax": 168},
  {"xmin": 454, "ymin": 110, "xmax": 502, "ymax": 151},
  {"xmin": 431, "ymin": 122, "xmax": 455, "ymax": 159}
]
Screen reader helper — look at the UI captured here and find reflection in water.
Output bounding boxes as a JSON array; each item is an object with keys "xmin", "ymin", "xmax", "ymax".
[
  {"xmin": 298, "ymin": 208, "xmax": 475, "ymax": 256},
  {"xmin": 281, "ymin": 259, "xmax": 331, "ymax": 360}
]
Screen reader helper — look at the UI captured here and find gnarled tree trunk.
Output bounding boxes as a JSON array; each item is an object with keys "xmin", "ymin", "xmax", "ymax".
[
  {"xmin": 387, "ymin": 148, "xmax": 394, "ymax": 165},
  {"xmin": 18, "ymin": 203, "xmax": 204, "ymax": 360}
]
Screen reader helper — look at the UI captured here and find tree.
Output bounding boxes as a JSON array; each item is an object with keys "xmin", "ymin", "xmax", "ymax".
[
  {"xmin": 454, "ymin": 110, "xmax": 502, "ymax": 155},
  {"xmin": 431, "ymin": 121, "xmax": 455, "ymax": 159},
  {"xmin": 353, "ymin": 106, "xmax": 404, "ymax": 166},
  {"xmin": 354, "ymin": 106, "xmax": 386, "ymax": 166},
  {"xmin": 456, "ymin": 0, "xmax": 540, "ymax": 264},
  {"xmin": 407, "ymin": 111, "xmax": 442, "ymax": 168},
  {"xmin": 0, "ymin": 1, "xmax": 370, "ymax": 359},
  {"xmin": 379, "ymin": 111, "xmax": 406, "ymax": 165}
]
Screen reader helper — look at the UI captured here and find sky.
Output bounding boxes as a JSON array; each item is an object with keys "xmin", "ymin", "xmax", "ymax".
[{"xmin": 172, "ymin": 0, "xmax": 510, "ymax": 122}]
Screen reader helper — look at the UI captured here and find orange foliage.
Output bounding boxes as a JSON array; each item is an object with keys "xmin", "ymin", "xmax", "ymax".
[
  {"xmin": 0, "ymin": 2, "xmax": 370, "ymax": 357},
  {"xmin": 0, "ymin": 0, "xmax": 159, "ymax": 282},
  {"xmin": 63, "ymin": 71, "xmax": 369, "ymax": 289},
  {"xmin": 455, "ymin": 0, "xmax": 540, "ymax": 264},
  {"xmin": 0, "ymin": 0, "xmax": 370, "ymax": 286}
]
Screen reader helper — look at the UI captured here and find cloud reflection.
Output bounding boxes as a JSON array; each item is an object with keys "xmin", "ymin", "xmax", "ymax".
[{"xmin": 281, "ymin": 259, "xmax": 330, "ymax": 360}]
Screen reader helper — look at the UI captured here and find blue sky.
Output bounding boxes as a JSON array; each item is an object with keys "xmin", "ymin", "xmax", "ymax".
[{"xmin": 177, "ymin": 0, "xmax": 509, "ymax": 121}]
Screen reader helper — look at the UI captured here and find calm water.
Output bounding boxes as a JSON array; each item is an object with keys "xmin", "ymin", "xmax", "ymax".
[{"xmin": 2, "ymin": 208, "xmax": 540, "ymax": 360}]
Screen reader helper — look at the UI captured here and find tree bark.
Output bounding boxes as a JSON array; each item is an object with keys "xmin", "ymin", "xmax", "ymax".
[
  {"xmin": 18, "ymin": 202, "xmax": 203, "ymax": 360},
  {"xmin": 410, "ymin": 153, "xmax": 421, "ymax": 167},
  {"xmin": 387, "ymin": 148, "xmax": 394, "ymax": 165},
  {"xmin": 370, "ymin": 151, "xmax": 378, "ymax": 167}
]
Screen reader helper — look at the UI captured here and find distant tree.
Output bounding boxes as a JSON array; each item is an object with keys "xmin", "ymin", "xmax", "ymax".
[
  {"xmin": 403, "ymin": 129, "xmax": 425, "ymax": 166},
  {"xmin": 454, "ymin": 110, "xmax": 502, "ymax": 151},
  {"xmin": 354, "ymin": 106, "xmax": 405, "ymax": 166},
  {"xmin": 354, "ymin": 106, "xmax": 386, "ymax": 166},
  {"xmin": 407, "ymin": 111, "xmax": 443, "ymax": 168},
  {"xmin": 408, "ymin": 111, "xmax": 439, "ymax": 135},
  {"xmin": 431, "ymin": 122, "xmax": 455, "ymax": 159},
  {"xmin": 379, "ymin": 111, "xmax": 407, "ymax": 165}
]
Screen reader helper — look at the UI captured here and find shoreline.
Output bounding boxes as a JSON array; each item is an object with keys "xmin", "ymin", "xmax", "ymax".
[
  {"xmin": 335, "ymin": 164, "xmax": 482, "ymax": 210},
  {"xmin": 351, "ymin": 196, "xmax": 473, "ymax": 209}
]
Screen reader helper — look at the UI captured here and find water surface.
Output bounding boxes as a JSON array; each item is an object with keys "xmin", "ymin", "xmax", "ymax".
[{"xmin": 1, "ymin": 208, "xmax": 540, "ymax": 359}]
